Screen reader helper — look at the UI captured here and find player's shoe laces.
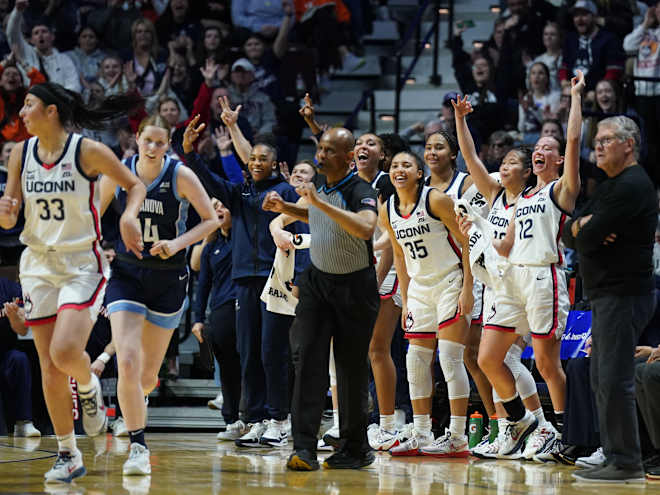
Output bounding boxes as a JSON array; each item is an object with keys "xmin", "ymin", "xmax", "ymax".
[
  {"xmin": 420, "ymin": 429, "xmax": 470, "ymax": 458},
  {"xmin": 499, "ymin": 411, "xmax": 538, "ymax": 456},
  {"xmin": 389, "ymin": 429, "xmax": 432, "ymax": 456},
  {"xmin": 217, "ymin": 420, "xmax": 248, "ymax": 441},
  {"xmin": 259, "ymin": 419, "xmax": 289, "ymax": 448},
  {"xmin": 369, "ymin": 425, "xmax": 400, "ymax": 451},
  {"xmin": 78, "ymin": 374, "xmax": 107, "ymax": 437},
  {"xmin": 522, "ymin": 424, "xmax": 558, "ymax": 461},
  {"xmin": 235, "ymin": 421, "xmax": 267, "ymax": 448},
  {"xmin": 123, "ymin": 443, "xmax": 151, "ymax": 475},
  {"xmin": 44, "ymin": 449, "xmax": 85, "ymax": 483}
]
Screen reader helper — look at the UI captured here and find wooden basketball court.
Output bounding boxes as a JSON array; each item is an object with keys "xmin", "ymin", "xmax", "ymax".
[{"xmin": 1, "ymin": 433, "xmax": 658, "ymax": 494}]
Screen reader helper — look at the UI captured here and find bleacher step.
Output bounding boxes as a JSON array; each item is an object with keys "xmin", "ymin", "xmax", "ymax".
[
  {"xmin": 147, "ymin": 406, "xmax": 225, "ymax": 430},
  {"xmin": 150, "ymin": 379, "xmax": 219, "ymax": 399}
]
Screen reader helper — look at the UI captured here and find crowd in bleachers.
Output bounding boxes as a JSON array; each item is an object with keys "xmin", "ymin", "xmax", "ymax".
[{"xmin": 1, "ymin": 0, "xmax": 660, "ymax": 481}]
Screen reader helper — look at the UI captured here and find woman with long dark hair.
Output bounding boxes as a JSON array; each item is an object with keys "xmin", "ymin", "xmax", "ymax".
[{"xmin": 0, "ymin": 82, "xmax": 146, "ymax": 483}]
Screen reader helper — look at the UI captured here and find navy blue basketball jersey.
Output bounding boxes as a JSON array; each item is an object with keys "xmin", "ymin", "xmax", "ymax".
[{"xmin": 115, "ymin": 155, "xmax": 189, "ymax": 268}]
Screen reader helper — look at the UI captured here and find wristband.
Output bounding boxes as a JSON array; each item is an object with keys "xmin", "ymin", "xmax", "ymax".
[{"xmin": 97, "ymin": 352, "xmax": 111, "ymax": 364}]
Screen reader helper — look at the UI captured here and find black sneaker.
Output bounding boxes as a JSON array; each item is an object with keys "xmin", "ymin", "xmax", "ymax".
[
  {"xmin": 573, "ymin": 463, "xmax": 645, "ymax": 484},
  {"xmin": 322, "ymin": 430, "xmax": 342, "ymax": 450},
  {"xmin": 555, "ymin": 444, "xmax": 592, "ymax": 465},
  {"xmin": 323, "ymin": 449, "xmax": 375, "ymax": 469},
  {"xmin": 644, "ymin": 453, "xmax": 660, "ymax": 480},
  {"xmin": 287, "ymin": 449, "xmax": 319, "ymax": 471}
]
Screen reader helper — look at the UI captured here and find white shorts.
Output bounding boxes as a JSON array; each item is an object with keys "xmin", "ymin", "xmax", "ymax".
[
  {"xmin": 482, "ymin": 285, "xmax": 530, "ymax": 336},
  {"xmin": 379, "ymin": 266, "xmax": 402, "ymax": 307},
  {"xmin": 404, "ymin": 268, "xmax": 463, "ymax": 339},
  {"xmin": 470, "ymin": 279, "xmax": 485, "ymax": 325},
  {"xmin": 484, "ymin": 264, "xmax": 569, "ymax": 339},
  {"xmin": 20, "ymin": 246, "xmax": 109, "ymax": 326}
]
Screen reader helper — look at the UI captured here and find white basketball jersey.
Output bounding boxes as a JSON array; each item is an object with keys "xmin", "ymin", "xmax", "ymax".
[
  {"xmin": 442, "ymin": 170, "xmax": 468, "ymax": 201},
  {"xmin": 508, "ymin": 181, "xmax": 569, "ymax": 266},
  {"xmin": 463, "ymin": 183, "xmax": 490, "ymax": 219},
  {"xmin": 388, "ymin": 186, "xmax": 462, "ymax": 284},
  {"xmin": 20, "ymin": 133, "xmax": 102, "ymax": 251},
  {"xmin": 487, "ymin": 189, "xmax": 515, "ymax": 241}
]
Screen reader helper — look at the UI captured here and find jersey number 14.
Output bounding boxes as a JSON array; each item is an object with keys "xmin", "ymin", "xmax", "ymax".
[{"xmin": 142, "ymin": 218, "xmax": 160, "ymax": 242}]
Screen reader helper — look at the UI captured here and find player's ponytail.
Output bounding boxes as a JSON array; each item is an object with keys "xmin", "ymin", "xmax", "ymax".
[{"xmin": 28, "ymin": 82, "xmax": 144, "ymax": 131}]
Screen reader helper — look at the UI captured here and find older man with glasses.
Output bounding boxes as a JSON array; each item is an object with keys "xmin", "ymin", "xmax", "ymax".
[{"xmin": 563, "ymin": 115, "xmax": 657, "ymax": 483}]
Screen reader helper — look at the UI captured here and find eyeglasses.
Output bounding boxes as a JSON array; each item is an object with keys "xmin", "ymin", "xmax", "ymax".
[{"xmin": 593, "ymin": 136, "xmax": 622, "ymax": 148}]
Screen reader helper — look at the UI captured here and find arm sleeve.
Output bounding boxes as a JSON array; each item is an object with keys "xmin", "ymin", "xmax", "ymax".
[
  {"xmin": 183, "ymin": 151, "xmax": 237, "ymax": 208},
  {"xmin": 220, "ymin": 153, "xmax": 245, "ymax": 184},
  {"xmin": 193, "ymin": 244, "xmax": 213, "ymax": 323}
]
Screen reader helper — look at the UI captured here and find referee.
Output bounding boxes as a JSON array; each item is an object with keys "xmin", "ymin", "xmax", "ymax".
[{"xmin": 263, "ymin": 128, "xmax": 380, "ymax": 470}]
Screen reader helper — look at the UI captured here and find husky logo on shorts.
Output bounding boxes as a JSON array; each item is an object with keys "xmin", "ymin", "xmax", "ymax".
[
  {"xmin": 23, "ymin": 294, "xmax": 33, "ymax": 316},
  {"xmin": 405, "ymin": 312, "xmax": 414, "ymax": 330},
  {"xmin": 487, "ymin": 303, "xmax": 496, "ymax": 322}
]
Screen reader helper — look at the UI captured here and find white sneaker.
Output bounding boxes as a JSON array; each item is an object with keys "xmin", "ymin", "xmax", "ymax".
[
  {"xmin": 14, "ymin": 421, "xmax": 41, "ymax": 437},
  {"xmin": 473, "ymin": 434, "xmax": 504, "ymax": 459},
  {"xmin": 421, "ymin": 429, "xmax": 470, "ymax": 458},
  {"xmin": 112, "ymin": 417, "xmax": 129, "ymax": 437},
  {"xmin": 499, "ymin": 410, "xmax": 538, "ymax": 456},
  {"xmin": 78, "ymin": 374, "xmax": 107, "ymax": 437},
  {"xmin": 389, "ymin": 430, "xmax": 432, "ymax": 456},
  {"xmin": 208, "ymin": 392, "xmax": 223, "ymax": 411},
  {"xmin": 575, "ymin": 446, "xmax": 605, "ymax": 468},
  {"xmin": 259, "ymin": 419, "xmax": 289, "ymax": 448},
  {"xmin": 522, "ymin": 423, "xmax": 558, "ymax": 461},
  {"xmin": 217, "ymin": 420, "xmax": 248, "ymax": 441},
  {"xmin": 123, "ymin": 443, "xmax": 151, "ymax": 475},
  {"xmin": 396, "ymin": 423, "xmax": 414, "ymax": 443},
  {"xmin": 369, "ymin": 425, "xmax": 400, "ymax": 451},
  {"xmin": 234, "ymin": 420, "xmax": 268, "ymax": 448},
  {"xmin": 318, "ymin": 424, "xmax": 339, "ymax": 451},
  {"xmin": 44, "ymin": 449, "xmax": 85, "ymax": 483}
]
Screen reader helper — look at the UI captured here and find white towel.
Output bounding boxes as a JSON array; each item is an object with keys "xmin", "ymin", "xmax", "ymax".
[{"xmin": 260, "ymin": 234, "xmax": 311, "ymax": 316}]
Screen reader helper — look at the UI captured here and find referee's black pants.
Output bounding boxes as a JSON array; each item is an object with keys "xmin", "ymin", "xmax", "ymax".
[{"xmin": 290, "ymin": 264, "xmax": 379, "ymax": 455}]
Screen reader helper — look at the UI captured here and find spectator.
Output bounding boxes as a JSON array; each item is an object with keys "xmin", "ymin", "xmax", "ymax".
[
  {"xmin": 518, "ymin": 62, "xmax": 560, "ymax": 141},
  {"xmin": 559, "ymin": 0, "xmax": 634, "ymax": 42},
  {"xmin": 559, "ymin": 0, "xmax": 625, "ymax": 93},
  {"xmin": 0, "ymin": 278, "xmax": 40, "ymax": 437},
  {"xmin": 64, "ymin": 26, "xmax": 106, "ymax": 83},
  {"xmin": 87, "ymin": 0, "xmax": 143, "ymax": 53},
  {"xmin": 483, "ymin": 18, "xmax": 506, "ymax": 68},
  {"xmin": 483, "ymin": 130, "xmax": 514, "ymax": 173},
  {"xmin": 125, "ymin": 18, "xmax": 167, "ymax": 97},
  {"xmin": 97, "ymin": 55, "xmax": 134, "ymax": 97},
  {"xmin": 624, "ymin": 1, "xmax": 660, "ymax": 184},
  {"xmin": 228, "ymin": 58, "xmax": 276, "ymax": 135},
  {"xmin": 6, "ymin": 1, "xmax": 81, "ymax": 93},
  {"xmin": 232, "ymin": 0, "xmax": 285, "ymax": 38},
  {"xmin": 196, "ymin": 25, "xmax": 228, "ymax": 68},
  {"xmin": 529, "ymin": 21, "xmax": 563, "ymax": 92},
  {"xmin": 158, "ymin": 97, "xmax": 185, "ymax": 127},
  {"xmin": 156, "ymin": 0, "xmax": 203, "ymax": 47}
]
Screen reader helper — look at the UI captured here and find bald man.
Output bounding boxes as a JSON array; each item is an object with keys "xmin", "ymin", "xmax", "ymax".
[{"xmin": 263, "ymin": 128, "xmax": 380, "ymax": 470}]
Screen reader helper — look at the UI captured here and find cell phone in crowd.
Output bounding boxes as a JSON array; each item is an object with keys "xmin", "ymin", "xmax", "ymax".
[{"xmin": 457, "ymin": 19, "xmax": 475, "ymax": 29}]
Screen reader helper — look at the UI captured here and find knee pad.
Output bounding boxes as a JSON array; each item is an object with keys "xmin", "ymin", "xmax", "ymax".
[
  {"xmin": 406, "ymin": 345, "xmax": 434, "ymax": 400},
  {"xmin": 503, "ymin": 347, "xmax": 537, "ymax": 400},
  {"xmin": 328, "ymin": 340, "xmax": 337, "ymax": 387},
  {"xmin": 438, "ymin": 340, "xmax": 470, "ymax": 400}
]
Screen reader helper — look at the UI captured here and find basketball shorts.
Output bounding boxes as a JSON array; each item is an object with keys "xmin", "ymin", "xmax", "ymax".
[
  {"xmin": 20, "ymin": 246, "xmax": 109, "ymax": 326},
  {"xmin": 404, "ymin": 268, "xmax": 463, "ymax": 339},
  {"xmin": 470, "ymin": 279, "xmax": 485, "ymax": 325},
  {"xmin": 379, "ymin": 265, "xmax": 402, "ymax": 307},
  {"xmin": 484, "ymin": 264, "xmax": 569, "ymax": 339},
  {"xmin": 106, "ymin": 259, "xmax": 189, "ymax": 329}
]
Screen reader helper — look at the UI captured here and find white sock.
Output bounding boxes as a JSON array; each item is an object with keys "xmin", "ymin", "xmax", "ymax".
[
  {"xmin": 531, "ymin": 407, "xmax": 546, "ymax": 425},
  {"xmin": 380, "ymin": 414, "xmax": 396, "ymax": 432},
  {"xmin": 56, "ymin": 431, "xmax": 77, "ymax": 453},
  {"xmin": 449, "ymin": 415, "xmax": 466, "ymax": 437},
  {"xmin": 498, "ymin": 418, "xmax": 508, "ymax": 436},
  {"xmin": 77, "ymin": 374, "xmax": 94, "ymax": 394},
  {"xmin": 413, "ymin": 414, "xmax": 431, "ymax": 437},
  {"xmin": 333, "ymin": 409, "xmax": 339, "ymax": 429}
]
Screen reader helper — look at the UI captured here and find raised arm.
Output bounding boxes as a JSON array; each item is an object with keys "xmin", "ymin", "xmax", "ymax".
[
  {"xmin": 452, "ymin": 95, "xmax": 501, "ymax": 203},
  {"xmin": 273, "ymin": 0, "xmax": 294, "ymax": 59},
  {"xmin": 219, "ymin": 96, "xmax": 252, "ymax": 164},
  {"xmin": 428, "ymin": 189, "xmax": 473, "ymax": 316},
  {"xmin": 555, "ymin": 70, "xmax": 584, "ymax": 212}
]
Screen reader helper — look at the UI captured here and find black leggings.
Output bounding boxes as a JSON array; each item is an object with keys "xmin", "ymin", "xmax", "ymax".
[{"xmin": 204, "ymin": 301, "xmax": 242, "ymax": 424}]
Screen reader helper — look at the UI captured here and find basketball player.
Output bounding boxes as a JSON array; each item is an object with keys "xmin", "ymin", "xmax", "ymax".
[
  {"xmin": 423, "ymin": 129, "xmax": 495, "ymax": 419},
  {"xmin": 102, "ymin": 115, "xmax": 219, "ymax": 476},
  {"xmin": 451, "ymin": 94, "xmax": 558, "ymax": 460},
  {"xmin": 0, "ymin": 82, "xmax": 146, "ymax": 483},
  {"xmin": 351, "ymin": 133, "xmax": 404, "ymax": 450},
  {"xmin": 383, "ymin": 150, "xmax": 473, "ymax": 458},
  {"xmin": 479, "ymin": 71, "xmax": 585, "ymax": 460}
]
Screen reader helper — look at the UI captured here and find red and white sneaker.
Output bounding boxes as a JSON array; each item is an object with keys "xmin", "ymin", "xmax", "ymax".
[
  {"xmin": 389, "ymin": 430, "xmax": 432, "ymax": 457},
  {"xmin": 420, "ymin": 429, "xmax": 470, "ymax": 458},
  {"xmin": 369, "ymin": 425, "xmax": 400, "ymax": 451}
]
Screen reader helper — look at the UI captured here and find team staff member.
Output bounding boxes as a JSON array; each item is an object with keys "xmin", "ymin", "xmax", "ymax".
[
  {"xmin": 263, "ymin": 128, "xmax": 380, "ymax": 471},
  {"xmin": 563, "ymin": 116, "xmax": 656, "ymax": 484}
]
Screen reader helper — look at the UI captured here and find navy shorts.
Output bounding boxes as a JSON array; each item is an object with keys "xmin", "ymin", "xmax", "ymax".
[{"xmin": 106, "ymin": 259, "xmax": 189, "ymax": 329}]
